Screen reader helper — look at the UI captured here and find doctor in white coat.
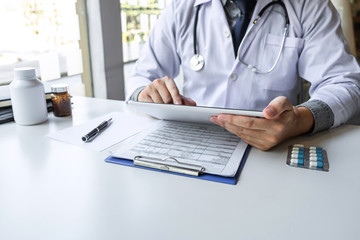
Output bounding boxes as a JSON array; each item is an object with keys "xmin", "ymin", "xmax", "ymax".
[{"xmin": 126, "ymin": 0, "xmax": 360, "ymax": 150}]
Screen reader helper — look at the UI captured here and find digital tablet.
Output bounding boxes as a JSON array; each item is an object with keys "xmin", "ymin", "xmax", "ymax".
[{"xmin": 127, "ymin": 101, "xmax": 264, "ymax": 124}]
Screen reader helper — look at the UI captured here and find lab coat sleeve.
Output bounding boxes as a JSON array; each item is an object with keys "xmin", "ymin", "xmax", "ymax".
[
  {"xmin": 125, "ymin": 1, "xmax": 181, "ymax": 100},
  {"xmin": 297, "ymin": 0, "xmax": 360, "ymax": 127}
]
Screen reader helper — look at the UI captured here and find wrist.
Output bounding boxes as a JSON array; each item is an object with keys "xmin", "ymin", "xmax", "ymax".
[
  {"xmin": 297, "ymin": 100, "xmax": 334, "ymax": 134},
  {"xmin": 295, "ymin": 106, "xmax": 314, "ymax": 135}
]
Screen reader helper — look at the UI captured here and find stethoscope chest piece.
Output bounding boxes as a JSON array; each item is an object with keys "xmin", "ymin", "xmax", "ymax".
[{"xmin": 190, "ymin": 54, "xmax": 204, "ymax": 71}]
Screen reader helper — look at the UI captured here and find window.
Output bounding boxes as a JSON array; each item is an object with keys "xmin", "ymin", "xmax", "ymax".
[
  {"xmin": 120, "ymin": 0, "xmax": 170, "ymax": 63},
  {"xmin": 120, "ymin": 0, "xmax": 173, "ymax": 96},
  {"xmin": 0, "ymin": 0, "xmax": 88, "ymax": 96}
]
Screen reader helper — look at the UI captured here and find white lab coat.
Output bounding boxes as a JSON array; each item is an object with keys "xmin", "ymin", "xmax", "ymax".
[{"xmin": 127, "ymin": 0, "xmax": 360, "ymax": 127}]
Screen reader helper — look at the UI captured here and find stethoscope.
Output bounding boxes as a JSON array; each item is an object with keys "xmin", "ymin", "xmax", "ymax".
[{"xmin": 190, "ymin": 0, "xmax": 290, "ymax": 74}]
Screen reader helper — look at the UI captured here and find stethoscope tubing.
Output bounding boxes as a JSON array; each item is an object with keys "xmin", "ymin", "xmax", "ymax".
[
  {"xmin": 193, "ymin": 5, "xmax": 200, "ymax": 56},
  {"xmin": 191, "ymin": 0, "xmax": 290, "ymax": 73}
]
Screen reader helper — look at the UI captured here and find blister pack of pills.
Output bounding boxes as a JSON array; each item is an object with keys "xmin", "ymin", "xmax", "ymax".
[{"xmin": 286, "ymin": 144, "xmax": 329, "ymax": 172}]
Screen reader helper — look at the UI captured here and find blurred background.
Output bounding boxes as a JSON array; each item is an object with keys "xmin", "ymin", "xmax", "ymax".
[{"xmin": 0, "ymin": 0, "xmax": 359, "ymax": 100}]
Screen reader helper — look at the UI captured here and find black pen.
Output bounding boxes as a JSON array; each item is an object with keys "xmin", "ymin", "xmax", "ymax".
[{"xmin": 82, "ymin": 118, "xmax": 112, "ymax": 142}]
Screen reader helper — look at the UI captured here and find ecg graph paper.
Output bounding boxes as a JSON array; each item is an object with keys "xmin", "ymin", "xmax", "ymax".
[{"xmin": 126, "ymin": 121, "xmax": 245, "ymax": 175}]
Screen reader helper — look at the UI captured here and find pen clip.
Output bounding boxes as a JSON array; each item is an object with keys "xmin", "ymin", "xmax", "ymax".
[{"xmin": 133, "ymin": 156, "xmax": 205, "ymax": 176}]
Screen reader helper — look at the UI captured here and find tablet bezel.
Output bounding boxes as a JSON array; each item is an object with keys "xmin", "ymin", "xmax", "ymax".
[{"xmin": 127, "ymin": 101, "xmax": 264, "ymax": 124}]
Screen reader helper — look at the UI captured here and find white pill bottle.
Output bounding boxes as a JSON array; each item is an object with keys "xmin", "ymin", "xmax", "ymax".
[{"xmin": 10, "ymin": 67, "xmax": 48, "ymax": 125}]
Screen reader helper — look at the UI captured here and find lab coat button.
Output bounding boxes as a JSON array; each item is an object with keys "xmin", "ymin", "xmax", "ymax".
[
  {"xmin": 230, "ymin": 73, "xmax": 237, "ymax": 81},
  {"xmin": 224, "ymin": 29, "xmax": 230, "ymax": 38}
]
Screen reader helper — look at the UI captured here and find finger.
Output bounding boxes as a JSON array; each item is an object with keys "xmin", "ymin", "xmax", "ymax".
[
  {"xmin": 138, "ymin": 87, "xmax": 161, "ymax": 103},
  {"xmin": 237, "ymin": 132, "xmax": 275, "ymax": 151},
  {"xmin": 214, "ymin": 118, "xmax": 273, "ymax": 150},
  {"xmin": 225, "ymin": 122, "xmax": 278, "ymax": 148},
  {"xmin": 149, "ymin": 91, "xmax": 165, "ymax": 103},
  {"xmin": 217, "ymin": 114, "xmax": 272, "ymax": 131},
  {"xmin": 220, "ymin": 113, "xmax": 290, "ymax": 141},
  {"xmin": 211, "ymin": 115, "xmax": 278, "ymax": 150},
  {"xmin": 222, "ymin": 122, "xmax": 265, "ymax": 140},
  {"xmin": 263, "ymin": 96, "xmax": 293, "ymax": 119},
  {"xmin": 152, "ymin": 79, "xmax": 173, "ymax": 103},
  {"xmin": 182, "ymin": 96, "xmax": 197, "ymax": 106},
  {"xmin": 218, "ymin": 121, "xmax": 276, "ymax": 150},
  {"xmin": 138, "ymin": 92, "xmax": 154, "ymax": 103},
  {"xmin": 163, "ymin": 76, "xmax": 182, "ymax": 104},
  {"xmin": 210, "ymin": 116, "xmax": 220, "ymax": 125},
  {"xmin": 145, "ymin": 84, "xmax": 166, "ymax": 103}
]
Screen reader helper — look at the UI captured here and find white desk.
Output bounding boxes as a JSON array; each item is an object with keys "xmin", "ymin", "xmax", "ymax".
[{"xmin": 1, "ymin": 96, "xmax": 360, "ymax": 240}]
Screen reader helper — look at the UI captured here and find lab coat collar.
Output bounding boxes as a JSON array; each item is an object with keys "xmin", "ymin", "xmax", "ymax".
[
  {"xmin": 253, "ymin": 0, "xmax": 274, "ymax": 12},
  {"xmin": 192, "ymin": 0, "xmax": 278, "ymax": 58}
]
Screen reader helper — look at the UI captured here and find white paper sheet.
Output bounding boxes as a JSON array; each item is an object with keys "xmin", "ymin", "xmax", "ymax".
[
  {"xmin": 47, "ymin": 112, "xmax": 159, "ymax": 151},
  {"xmin": 111, "ymin": 121, "xmax": 248, "ymax": 176}
]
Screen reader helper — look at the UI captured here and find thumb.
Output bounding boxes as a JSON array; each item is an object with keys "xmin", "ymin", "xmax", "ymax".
[
  {"xmin": 181, "ymin": 96, "xmax": 197, "ymax": 106},
  {"xmin": 263, "ymin": 96, "xmax": 293, "ymax": 119}
]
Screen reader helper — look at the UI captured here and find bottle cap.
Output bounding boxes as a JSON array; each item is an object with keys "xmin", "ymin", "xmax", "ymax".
[
  {"xmin": 14, "ymin": 67, "xmax": 37, "ymax": 81},
  {"xmin": 51, "ymin": 84, "xmax": 69, "ymax": 93}
]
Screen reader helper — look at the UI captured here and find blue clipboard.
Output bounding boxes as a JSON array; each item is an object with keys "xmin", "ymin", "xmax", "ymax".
[{"xmin": 104, "ymin": 145, "xmax": 251, "ymax": 185}]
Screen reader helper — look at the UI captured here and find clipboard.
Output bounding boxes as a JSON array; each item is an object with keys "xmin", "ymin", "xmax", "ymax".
[{"xmin": 105, "ymin": 145, "xmax": 251, "ymax": 185}]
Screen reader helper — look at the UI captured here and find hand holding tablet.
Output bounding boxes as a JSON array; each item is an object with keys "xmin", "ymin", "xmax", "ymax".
[{"xmin": 127, "ymin": 101, "xmax": 264, "ymax": 124}]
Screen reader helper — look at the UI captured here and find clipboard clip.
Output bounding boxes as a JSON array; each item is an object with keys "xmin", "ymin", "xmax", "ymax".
[{"xmin": 133, "ymin": 156, "xmax": 205, "ymax": 176}]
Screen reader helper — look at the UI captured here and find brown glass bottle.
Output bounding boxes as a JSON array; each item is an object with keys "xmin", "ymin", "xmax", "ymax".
[{"xmin": 51, "ymin": 84, "xmax": 72, "ymax": 117}]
